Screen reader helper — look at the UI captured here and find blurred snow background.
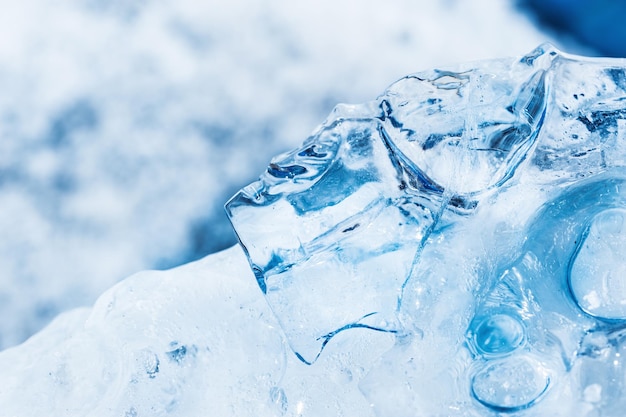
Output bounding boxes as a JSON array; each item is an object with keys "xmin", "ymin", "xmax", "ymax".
[{"xmin": 0, "ymin": 0, "xmax": 600, "ymax": 349}]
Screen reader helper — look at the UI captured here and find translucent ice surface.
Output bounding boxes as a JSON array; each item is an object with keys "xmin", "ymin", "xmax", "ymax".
[
  {"xmin": 225, "ymin": 49, "xmax": 550, "ymax": 362},
  {"xmin": 226, "ymin": 44, "xmax": 626, "ymax": 415},
  {"xmin": 4, "ymin": 45, "xmax": 626, "ymax": 416}
]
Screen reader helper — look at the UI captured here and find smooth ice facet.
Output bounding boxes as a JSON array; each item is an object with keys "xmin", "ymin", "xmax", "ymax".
[{"xmin": 226, "ymin": 117, "xmax": 433, "ymax": 362}]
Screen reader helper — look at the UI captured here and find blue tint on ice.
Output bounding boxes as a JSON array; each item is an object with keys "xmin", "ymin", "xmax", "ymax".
[
  {"xmin": 227, "ymin": 44, "xmax": 626, "ymax": 415},
  {"xmin": 227, "ymin": 44, "xmax": 552, "ymax": 364}
]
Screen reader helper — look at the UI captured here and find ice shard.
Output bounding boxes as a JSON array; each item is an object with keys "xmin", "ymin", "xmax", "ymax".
[
  {"xmin": 225, "ymin": 44, "xmax": 552, "ymax": 363},
  {"xmin": 227, "ymin": 43, "xmax": 626, "ymax": 415}
]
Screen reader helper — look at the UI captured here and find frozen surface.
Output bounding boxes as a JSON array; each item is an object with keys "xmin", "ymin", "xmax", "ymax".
[
  {"xmin": 226, "ymin": 45, "xmax": 626, "ymax": 415},
  {"xmin": 0, "ymin": 0, "xmax": 550, "ymax": 350},
  {"xmin": 0, "ymin": 246, "xmax": 393, "ymax": 417},
  {"xmin": 4, "ymin": 45, "xmax": 626, "ymax": 416}
]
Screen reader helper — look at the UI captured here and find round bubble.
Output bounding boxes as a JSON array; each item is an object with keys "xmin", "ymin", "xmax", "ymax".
[
  {"xmin": 471, "ymin": 356, "xmax": 550, "ymax": 412},
  {"xmin": 569, "ymin": 208, "xmax": 626, "ymax": 321},
  {"xmin": 473, "ymin": 313, "xmax": 525, "ymax": 357}
]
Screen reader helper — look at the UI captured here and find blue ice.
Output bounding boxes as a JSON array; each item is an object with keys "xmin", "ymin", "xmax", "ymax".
[{"xmin": 227, "ymin": 44, "xmax": 626, "ymax": 415}]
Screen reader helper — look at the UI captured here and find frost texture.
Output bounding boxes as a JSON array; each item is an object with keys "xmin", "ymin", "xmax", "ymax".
[{"xmin": 226, "ymin": 44, "xmax": 626, "ymax": 415}]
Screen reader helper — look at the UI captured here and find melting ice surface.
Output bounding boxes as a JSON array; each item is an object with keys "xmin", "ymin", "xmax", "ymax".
[{"xmin": 3, "ymin": 44, "xmax": 626, "ymax": 416}]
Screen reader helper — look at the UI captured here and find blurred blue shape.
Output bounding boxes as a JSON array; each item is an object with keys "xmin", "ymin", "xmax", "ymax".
[{"xmin": 522, "ymin": 0, "xmax": 626, "ymax": 57}]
